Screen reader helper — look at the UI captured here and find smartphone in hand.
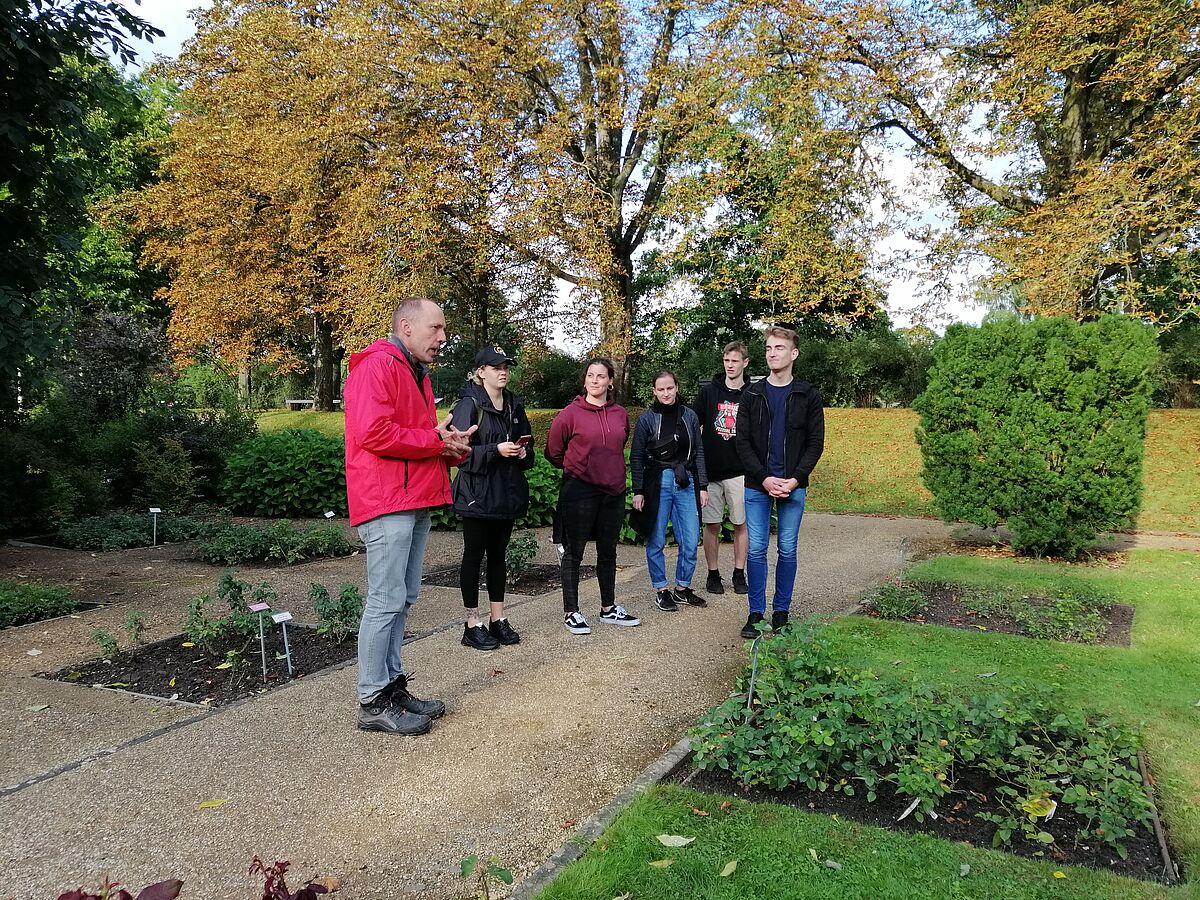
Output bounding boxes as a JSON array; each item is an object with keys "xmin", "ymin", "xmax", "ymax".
[{"xmin": 516, "ymin": 435, "xmax": 533, "ymax": 448}]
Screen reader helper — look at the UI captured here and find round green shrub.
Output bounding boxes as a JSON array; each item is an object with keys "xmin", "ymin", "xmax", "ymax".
[
  {"xmin": 221, "ymin": 428, "xmax": 347, "ymax": 517},
  {"xmin": 914, "ymin": 314, "xmax": 1157, "ymax": 557}
]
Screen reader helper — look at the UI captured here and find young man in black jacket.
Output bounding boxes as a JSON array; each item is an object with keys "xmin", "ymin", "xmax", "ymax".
[
  {"xmin": 691, "ymin": 341, "xmax": 751, "ymax": 596},
  {"xmin": 733, "ymin": 326, "xmax": 824, "ymax": 638}
]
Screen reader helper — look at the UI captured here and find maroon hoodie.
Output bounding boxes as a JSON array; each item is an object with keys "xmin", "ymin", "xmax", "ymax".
[{"xmin": 546, "ymin": 396, "xmax": 630, "ymax": 495}]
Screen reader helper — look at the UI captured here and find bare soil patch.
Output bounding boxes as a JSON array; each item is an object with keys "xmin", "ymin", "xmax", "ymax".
[
  {"xmin": 860, "ymin": 582, "xmax": 1134, "ymax": 647},
  {"xmin": 675, "ymin": 765, "xmax": 1173, "ymax": 883},
  {"xmin": 42, "ymin": 626, "xmax": 355, "ymax": 706},
  {"xmin": 422, "ymin": 563, "xmax": 595, "ymax": 595}
]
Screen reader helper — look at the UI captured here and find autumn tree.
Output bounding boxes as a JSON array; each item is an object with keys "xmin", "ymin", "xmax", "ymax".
[
  {"xmin": 758, "ymin": 0, "xmax": 1200, "ymax": 324},
  {"xmin": 364, "ymin": 0, "xmax": 748, "ymax": 397},
  {"xmin": 138, "ymin": 1, "xmax": 390, "ymax": 410}
]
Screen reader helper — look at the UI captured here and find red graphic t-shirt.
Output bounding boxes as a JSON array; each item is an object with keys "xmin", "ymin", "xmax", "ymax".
[{"xmin": 714, "ymin": 400, "xmax": 739, "ymax": 440}]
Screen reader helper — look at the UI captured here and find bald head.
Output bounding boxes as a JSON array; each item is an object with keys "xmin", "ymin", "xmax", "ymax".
[{"xmin": 391, "ymin": 296, "xmax": 448, "ymax": 365}]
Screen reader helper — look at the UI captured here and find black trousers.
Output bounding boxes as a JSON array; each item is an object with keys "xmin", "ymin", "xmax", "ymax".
[
  {"xmin": 558, "ymin": 477, "xmax": 623, "ymax": 613},
  {"xmin": 460, "ymin": 517, "xmax": 516, "ymax": 609}
]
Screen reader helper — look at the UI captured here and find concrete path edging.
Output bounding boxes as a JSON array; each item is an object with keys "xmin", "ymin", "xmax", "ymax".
[{"xmin": 509, "ymin": 735, "xmax": 694, "ymax": 900}]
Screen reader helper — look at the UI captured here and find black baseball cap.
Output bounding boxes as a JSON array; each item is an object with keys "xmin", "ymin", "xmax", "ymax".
[{"xmin": 474, "ymin": 346, "xmax": 515, "ymax": 367}]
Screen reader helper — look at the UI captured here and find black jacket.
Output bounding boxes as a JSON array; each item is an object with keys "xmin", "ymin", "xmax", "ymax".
[
  {"xmin": 629, "ymin": 405, "xmax": 707, "ymax": 539},
  {"xmin": 691, "ymin": 371, "xmax": 747, "ymax": 482},
  {"xmin": 733, "ymin": 377, "xmax": 825, "ymax": 493},
  {"xmin": 449, "ymin": 382, "xmax": 535, "ymax": 520}
]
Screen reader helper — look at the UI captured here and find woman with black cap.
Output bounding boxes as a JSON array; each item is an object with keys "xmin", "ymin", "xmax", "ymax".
[{"xmin": 449, "ymin": 346, "xmax": 536, "ymax": 651}]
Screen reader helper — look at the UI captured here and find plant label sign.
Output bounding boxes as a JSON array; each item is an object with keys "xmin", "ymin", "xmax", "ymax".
[
  {"xmin": 248, "ymin": 602, "xmax": 270, "ymax": 613},
  {"xmin": 324, "ymin": 510, "xmax": 336, "ymax": 518},
  {"xmin": 271, "ymin": 611, "xmax": 293, "ymax": 624},
  {"xmin": 148, "ymin": 507, "xmax": 162, "ymax": 514}
]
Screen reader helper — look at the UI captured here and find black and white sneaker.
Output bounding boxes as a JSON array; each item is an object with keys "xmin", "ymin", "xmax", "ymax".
[
  {"xmin": 655, "ymin": 589, "xmax": 678, "ymax": 611},
  {"xmin": 564, "ymin": 611, "xmax": 592, "ymax": 635},
  {"xmin": 673, "ymin": 587, "xmax": 707, "ymax": 607},
  {"xmin": 599, "ymin": 605, "xmax": 640, "ymax": 626}
]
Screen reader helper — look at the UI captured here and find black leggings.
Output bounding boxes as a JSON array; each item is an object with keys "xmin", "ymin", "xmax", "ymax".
[
  {"xmin": 460, "ymin": 517, "xmax": 516, "ymax": 609},
  {"xmin": 558, "ymin": 479, "xmax": 623, "ymax": 613}
]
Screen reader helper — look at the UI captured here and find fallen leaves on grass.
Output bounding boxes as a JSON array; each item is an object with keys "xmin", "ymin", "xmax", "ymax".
[
  {"xmin": 656, "ymin": 835, "xmax": 695, "ymax": 847},
  {"xmin": 720, "ymin": 860, "xmax": 737, "ymax": 877},
  {"xmin": 648, "ymin": 859, "xmax": 674, "ymax": 868}
]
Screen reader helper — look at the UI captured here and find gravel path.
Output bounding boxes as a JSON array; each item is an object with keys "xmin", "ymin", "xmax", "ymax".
[{"xmin": 1, "ymin": 513, "xmax": 1190, "ymax": 899}]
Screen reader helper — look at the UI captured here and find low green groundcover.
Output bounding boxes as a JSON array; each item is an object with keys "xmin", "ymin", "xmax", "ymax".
[
  {"xmin": 691, "ymin": 623, "xmax": 1153, "ymax": 860},
  {"xmin": 0, "ymin": 579, "xmax": 76, "ymax": 628}
]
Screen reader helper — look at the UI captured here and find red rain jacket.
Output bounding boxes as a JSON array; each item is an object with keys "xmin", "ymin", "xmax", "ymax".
[{"xmin": 344, "ymin": 339, "xmax": 462, "ymax": 526}]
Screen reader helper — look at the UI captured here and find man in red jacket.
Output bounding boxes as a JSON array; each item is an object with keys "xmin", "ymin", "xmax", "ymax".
[{"xmin": 344, "ymin": 297, "xmax": 474, "ymax": 736}]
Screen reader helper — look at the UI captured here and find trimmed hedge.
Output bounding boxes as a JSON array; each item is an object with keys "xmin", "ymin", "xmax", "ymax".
[
  {"xmin": 221, "ymin": 428, "xmax": 348, "ymax": 517},
  {"xmin": 914, "ymin": 315, "xmax": 1157, "ymax": 557}
]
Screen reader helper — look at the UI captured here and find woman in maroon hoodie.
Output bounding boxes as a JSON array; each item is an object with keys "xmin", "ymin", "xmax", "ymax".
[{"xmin": 547, "ymin": 358, "xmax": 641, "ymax": 634}]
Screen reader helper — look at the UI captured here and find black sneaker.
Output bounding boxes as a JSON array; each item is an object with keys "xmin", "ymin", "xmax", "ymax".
[
  {"xmin": 655, "ymin": 589, "xmax": 678, "ymax": 611},
  {"xmin": 357, "ymin": 700, "xmax": 432, "ymax": 736},
  {"xmin": 599, "ymin": 605, "xmax": 640, "ymax": 626},
  {"xmin": 673, "ymin": 587, "xmax": 707, "ymax": 607},
  {"xmin": 379, "ymin": 672, "xmax": 446, "ymax": 719},
  {"xmin": 489, "ymin": 618, "xmax": 521, "ymax": 645},
  {"xmin": 771, "ymin": 610, "xmax": 790, "ymax": 632},
  {"xmin": 706, "ymin": 571, "xmax": 725, "ymax": 595},
  {"xmin": 740, "ymin": 612, "xmax": 765, "ymax": 639},
  {"xmin": 732, "ymin": 569, "xmax": 749, "ymax": 595},
  {"xmin": 564, "ymin": 611, "xmax": 591, "ymax": 634},
  {"xmin": 463, "ymin": 623, "xmax": 501, "ymax": 651}
]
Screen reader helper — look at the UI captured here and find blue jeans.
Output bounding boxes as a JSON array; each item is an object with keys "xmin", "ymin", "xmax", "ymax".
[
  {"xmin": 645, "ymin": 469, "xmax": 700, "ymax": 590},
  {"xmin": 744, "ymin": 485, "xmax": 807, "ymax": 614},
  {"xmin": 356, "ymin": 510, "xmax": 432, "ymax": 703}
]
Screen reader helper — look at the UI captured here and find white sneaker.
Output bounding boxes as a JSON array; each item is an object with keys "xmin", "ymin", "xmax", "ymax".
[
  {"xmin": 599, "ymin": 605, "xmax": 640, "ymax": 627},
  {"xmin": 564, "ymin": 612, "xmax": 591, "ymax": 635}
]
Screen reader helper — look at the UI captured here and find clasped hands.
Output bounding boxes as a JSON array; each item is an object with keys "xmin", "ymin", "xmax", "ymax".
[
  {"xmin": 761, "ymin": 476, "xmax": 799, "ymax": 498},
  {"xmin": 436, "ymin": 414, "xmax": 476, "ymax": 457}
]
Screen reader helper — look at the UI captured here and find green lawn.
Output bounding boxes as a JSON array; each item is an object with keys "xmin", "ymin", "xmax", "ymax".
[
  {"xmin": 537, "ymin": 785, "xmax": 1173, "ymax": 900},
  {"xmin": 256, "ymin": 408, "xmax": 1200, "ymax": 533},
  {"xmin": 539, "ymin": 550, "xmax": 1200, "ymax": 899}
]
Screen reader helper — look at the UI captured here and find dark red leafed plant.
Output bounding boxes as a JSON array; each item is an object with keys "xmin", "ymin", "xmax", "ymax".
[
  {"xmin": 58, "ymin": 879, "xmax": 183, "ymax": 900},
  {"xmin": 248, "ymin": 857, "xmax": 328, "ymax": 900}
]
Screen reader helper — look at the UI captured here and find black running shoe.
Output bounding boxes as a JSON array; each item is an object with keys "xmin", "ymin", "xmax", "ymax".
[
  {"xmin": 740, "ymin": 612, "xmax": 765, "ymax": 639},
  {"xmin": 771, "ymin": 610, "xmax": 790, "ymax": 632},
  {"xmin": 673, "ymin": 587, "xmax": 707, "ymax": 607},
  {"xmin": 488, "ymin": 617, "xmax": 521, "ymax": 645},
  {"xmin": 705, "ymin": 571, "xmax": 725, "ymax": 595},
  {"xmin": 732, "ymin": 569, "xmax": 749, "ymax": 595},
  {"xmin": 655, "ymin": 589, "xmax": 678, "ymax": 611},
  {"xmin": 462, "ymin": 623, "xmax": 501, "ymax": 651}
]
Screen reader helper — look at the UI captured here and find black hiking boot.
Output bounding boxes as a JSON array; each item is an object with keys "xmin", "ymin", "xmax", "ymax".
[
  {"xmin": 706, "ymin": 570, "xmax": 725, "ymax": 595},
  {"xmin": 379, "ymin": 672, "xmax": 447, "ymax": 719},
  {"xmin": 463, "ymin": 623, "xmax": 501, "ymax": 652},
  {"xmin": 732, "ymin": 569, "xmax": 749, "ymax": 595},
  {"xmin": 771, "ymin": 610, "xmax": 790, "ymax": 633},
  {"xmin": 488, "ymin": 618, "xmax": 521, "ymax": 645},
  {"xmin": 357, "ymin": 699, "xmax": 432, "ymax": 736}
]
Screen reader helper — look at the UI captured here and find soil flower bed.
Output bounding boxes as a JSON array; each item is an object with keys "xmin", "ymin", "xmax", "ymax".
[
  {"xmin": 690, "ymin": 623, "xmax": 1171, "ymax": 882},
  {"xmin": 44, "ymin": 626, "xmax": 355, "ymax": 706},
  {"xmin": 860, "ymin": 579, "xmax": 1132, "ymax": 646}
]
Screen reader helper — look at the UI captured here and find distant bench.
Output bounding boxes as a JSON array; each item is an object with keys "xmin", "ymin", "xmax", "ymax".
[{"xmin": 285, "ymin": 399, "xmax": 343, "ymax": 411}]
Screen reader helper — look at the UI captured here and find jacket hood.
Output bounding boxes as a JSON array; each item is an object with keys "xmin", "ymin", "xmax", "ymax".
[
  {"xmin": 348, "ymin": 338, "xmax": 406, "ymax": 372},
  {"xmin": 711, "ymin": 372, "xmax": 749, "ymax": 394},
  {"xmin": 457, "ymin": 380, "xmax": 519, "ymax": 413},
  {"xmin": 570, "ymin": 394, "xmax": 616, "ymax": 412}
]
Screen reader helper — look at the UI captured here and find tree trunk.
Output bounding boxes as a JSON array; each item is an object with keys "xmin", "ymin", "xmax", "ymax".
[
  {"xmin": 599, "ymin": 247, "xmax": 636, "ymax": 402},
  {"xmin": 313, "ymin": 313, "xmax": 338, "ymax": 412},
  {"xmin": 237, "ymin": 363, "xmax": 251, "ymax": 408}
]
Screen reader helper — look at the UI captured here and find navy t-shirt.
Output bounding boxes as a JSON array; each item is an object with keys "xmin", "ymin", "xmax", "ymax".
[{"xmin": 765, "ymin": 380, "xmax": 791, "ymax": 477}]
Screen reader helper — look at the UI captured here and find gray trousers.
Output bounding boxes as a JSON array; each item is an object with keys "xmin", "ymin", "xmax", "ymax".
[{"xmin": 356, "ymin": 510, "xmax": 432, "ymax": 703}]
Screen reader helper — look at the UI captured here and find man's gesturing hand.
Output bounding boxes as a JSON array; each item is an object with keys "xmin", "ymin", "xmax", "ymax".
[{"xmin": 436, "ymin": 413, "xmax": 476, "ymax": 456}]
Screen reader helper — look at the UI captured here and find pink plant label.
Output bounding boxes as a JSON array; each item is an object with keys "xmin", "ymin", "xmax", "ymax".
[{"xmin": 248, "ymin": 602, "xmax": 270, "ymax": 612}]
